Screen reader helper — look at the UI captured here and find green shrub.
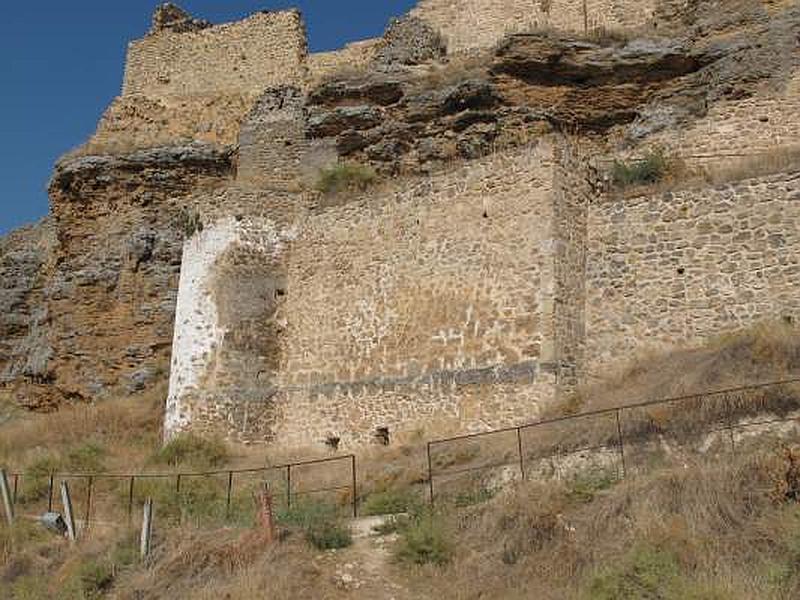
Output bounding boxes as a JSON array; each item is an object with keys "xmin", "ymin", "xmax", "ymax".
[
  {"xmin": 315, "ymin": 162, "xmax": 377, "ymax": 195},
  {"xmin": 611, "ymin": 150, "xmax": 669, "ymax": 189},
  {"xmin": 77, "ymin": 558, "xmax": 115, "ymax": 599},
  {"xmin": 362, "ymin": 488, "xmax": 419, "ymax": 516},
  {"xmin": 586, "ymin": 545, "xmax": 680, "ymax": 600},
  {"xmin": 454, "ymin": 485, "xmax": 496, "ymax": 508},
  {"xmin": 278, "ymin": 501, "xmax": 352, "ymax": 550},
  {"xmin": 395, "ymin": 511, "xmax": 453, "ymax": 566},
  {"xmin": 66, "ymin": 442, "xmax": 106, "ymax": 473},
  {"xmin": 17, "ymin": 455, "xmax": 62, "ymax": 503},
  {"xmin": 175, "ymin": 208, "xmax": 204, "ymax": 238},
  {"xmin": 567, "ymin": 469, "xmax": 619, "ymax": 504},
  {"xmin": 150, "ymin": 433, "xmax": 229, "ymax": 469}
]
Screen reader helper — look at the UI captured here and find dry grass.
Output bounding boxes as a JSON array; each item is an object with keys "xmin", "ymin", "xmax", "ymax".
[
  {"xmin": 414, "ymin": 449, "xmax": 800, "ymax": 600},
  {"xmin": 610, "ymin": 145, "xmax": 800, "ymax": 198}
]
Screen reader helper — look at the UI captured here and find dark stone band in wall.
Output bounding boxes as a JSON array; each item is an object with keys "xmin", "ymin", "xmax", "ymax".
[{"xmin": 278, "ymin": 360, "xmax": 541, "ymax": 400}]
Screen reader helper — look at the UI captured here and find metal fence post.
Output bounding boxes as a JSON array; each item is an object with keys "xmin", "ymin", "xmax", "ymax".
[
  {"xmin": 516, "ymin": 427, "xmax": 526, "ymax": 481},
  {"xmin": 615, "ymin": 409, "xmax": 627, "ymax": 479},
  {"xmin": 85, "ymin": 476, "xmax": 94, "ymax": 531},
  {"xmin": 12, "ymin": 473, "xmax": 18, "ymax": 506},
  {"xmin": 127, "ymin": 476, "xmax": 135, "ymax": 523},
  {"xmin": 175, "ymin": 474, "xmax": 182, "ymax": 494},
  {"xmin": 351, "ymin": 455, "xmax": 358, "ymax": 518},
  {"xmin": 427, "ymin": 442, "xmax": 435, "ymax": 507},
  {"xmin": 47, "ymin": 473, "xmax": 55, "ymax": 512},
  {"xmin": 286, "ymin": 465, "xmax": 292, "ymax": 510},
  {"xmin": 226, "ymin": 471, "xmax": 234, "ymax": 518}
]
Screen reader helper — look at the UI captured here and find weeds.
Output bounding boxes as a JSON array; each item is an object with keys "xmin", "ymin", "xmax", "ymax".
[
  {"xmin": 586, "ymin": 545, "xmax": 681, "ymax": 599},
  {"xmin": 315, "ymin": 162, "xmax": 377, "ymax": 195},
  {"xmin": 395, "ymin": 510, "xmax": 453, "ymax": 566},
  {"xmin": 611, "ymin": 149, "xmax": 669, "ymax": 188},
  {"xmin": 566, "ymin": 469, "xmax": 619, "ymax": 503},
  {"xmin": 150, "ymin": 433, "xmax": 228, "ymax": 469},
  {"xmin": 362, "ymin": 488, "xmax": 418, "ymax": 515},
  {"xmin": 278, "ymin": 501, "xmax": 352, "ymax": 550}
]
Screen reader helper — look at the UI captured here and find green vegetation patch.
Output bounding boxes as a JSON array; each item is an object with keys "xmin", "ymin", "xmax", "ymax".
[
  {"xmin": 149, "ymin": 433, "xmax": 229, "ymax": 469},
  {"xmin": 395, "ymin": 510, "xmax": 453, "ymax": 566},
  {"xmin": 611, "ymin": 149, "xmax": 669, "ymax": 189},
  {"xmin": 315, "ymin": 162, "xmax": 377, "ymax": 195},
  {"xmin": 278, "ymin": 501, "xmax": 352, "ymax": 551}
]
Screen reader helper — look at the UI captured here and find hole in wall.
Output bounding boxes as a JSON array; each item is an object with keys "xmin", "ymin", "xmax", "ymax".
[
  {"xmin": 784, "ymin": 315, "xmax": 795, "ymax": 325},
  {"xmin": 374, "ymin": 427, "xmax": 390, "ymax": 446},
  {"xmin": 677, "ymin": 267, "xmax": 685, "ymax": 275},
  {"xmin": 483, "ymin": 210, "xmax": 489, "ymax": 219},
  {"xmin": 325, "ymin": 436, "xmax": 341, "ymax": 451},
  {"xmin": 275, "ymin": 289, "xmax": 286, "ymax": 299}
]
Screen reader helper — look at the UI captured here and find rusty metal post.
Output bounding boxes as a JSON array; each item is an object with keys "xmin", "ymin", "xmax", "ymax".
[
  {"xmin": 517, "ymin": 427, "xmax": 526, "ymax": 481},
  {"xmin": 226, "ymin": 471, "xmax": 234, "ymax": 518},
  {"xmin": 12, "ymin": 473, "xmax": 18, "ymax": 506},
  {"xmin": 351, "ymin": 455, "xmax": 358, "ymax": 518},
  {"xmin": 615, "ymin": 409, "xmax": 627, "ymax": 479},
  {"xmin": 256, "ymin": 483, "xmax": 276, "ymax": 543},
  {"xmin": 427, "ymin": 442, "xmax": 435, "ymax": 507},
  {"xmin": 175, "ymin": 474, "xmax": 182, "ymax": 494}
]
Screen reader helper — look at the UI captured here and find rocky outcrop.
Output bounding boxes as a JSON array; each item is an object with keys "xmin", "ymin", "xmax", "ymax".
[
  {"xmin": 0, "ymin": 143, "xmax": 236, "ymax": 410},
  {"xmin": 374, "ymin": 16, "xmax": 446, "ymax": 66},
  {"xmin": 0, "ymin": 220, "xmax": 55, "ymax": 409}
]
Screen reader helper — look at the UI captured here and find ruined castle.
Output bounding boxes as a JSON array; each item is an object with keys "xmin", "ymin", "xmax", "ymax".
[{"xmin": 1, "ymin": 0, "xmax": 798, "ymax": 450}]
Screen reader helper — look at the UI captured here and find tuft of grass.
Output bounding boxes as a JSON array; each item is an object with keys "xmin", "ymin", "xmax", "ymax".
[
  {"xmin": 395, "ymin": 510, "xmax": 453, "ymax": 566},
  {"xmin": 315, "ymin": 162, "xmax": 377, "ymax": 195},
  {"xmin": 150, "ymin": 433, "xmax": 229, "ymax": 469},
  {"xmin": 362, "ymin": 488, "xmax": 419, "ymax": 516},
  {"xmin": 278, "ymin": 501, "xmax": 352, "ymax": 551},
  {"xmin": 586, "ymin": 545, "xmax": 681, "ymax": 599},
  {"xmin": 566, "ymin": 469, "xmax": 619, "ymax": 504},
  {"xmin": 611, "ymin": 149, "xmax": 669, "ymax": 189}
]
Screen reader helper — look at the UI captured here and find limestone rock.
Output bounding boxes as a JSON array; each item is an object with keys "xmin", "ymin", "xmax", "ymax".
[{"xmin": 375, "ymin": 16, "xmax": 446, "ymax": 66}]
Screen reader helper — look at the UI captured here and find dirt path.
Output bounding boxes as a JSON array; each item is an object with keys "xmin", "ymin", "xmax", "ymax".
[{"xmin": 312, "ymin": 516, "xmax": 431, "ymax": 600}]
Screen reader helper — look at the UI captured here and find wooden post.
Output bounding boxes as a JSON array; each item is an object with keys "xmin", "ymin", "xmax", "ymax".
[
  {"xmin": 0, "ymin": 469, "xmax": 14, "ymax": 526},
  {"xmin": 61, "ymin": 481, "xmax": 77, "ymax": 543},
  {"xmin": 140, "ymin": 498, "xmax": 153, "ymax": 559}
]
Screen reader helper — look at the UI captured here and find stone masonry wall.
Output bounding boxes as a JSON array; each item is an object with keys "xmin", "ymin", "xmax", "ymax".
[
  {"xmin": 410, "ymin": 0, "xmax": 657, "ymax": 53},
  {"xmin": 166, "ymin": 142, "xmax": 576, "ymax": 447},
  {"xmin": 274, "ymin": 143, "xmax": 561, "ymax": 447},
  {"xmin": 122, "ymin": 10, "xmax": 307, "ymax": 98},
  {"xmin": 584, "ymin": 170, "xmax": 800, "ymax": 381},
  {"xmin": 629, "ymin": 72, "xmax": 800, "ymax": 165},
  {"xmin": 307, "ymin": 39, "xmax": 383, "ymax": 84}
]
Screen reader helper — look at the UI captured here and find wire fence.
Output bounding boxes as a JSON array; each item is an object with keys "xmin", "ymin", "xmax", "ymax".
[
  {"xmin": 3, "ymin": 454, "xmax": 357, "ymax": 531},
  {"xmin": 5, "ymin": 378, "xmax": 800, "ymax": 529},
  {"xmin": 426, "ymin": 378, "xmax": 800, "ymax": 506}
]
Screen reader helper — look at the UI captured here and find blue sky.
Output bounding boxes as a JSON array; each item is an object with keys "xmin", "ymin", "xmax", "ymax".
[{"xmin": 0, "ymin": 1, "xmax": 417, "ymax": 235}]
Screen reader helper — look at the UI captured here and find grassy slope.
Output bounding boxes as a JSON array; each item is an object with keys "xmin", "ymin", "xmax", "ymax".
[{"xmin": 1, "ymin": 321, "xmax": 799, "ymax": 598}]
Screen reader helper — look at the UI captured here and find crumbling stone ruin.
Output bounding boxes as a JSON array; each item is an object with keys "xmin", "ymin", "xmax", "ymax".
[{"xmin": 1, "ymin": 0, "xmax": 799, "ymax": 450}]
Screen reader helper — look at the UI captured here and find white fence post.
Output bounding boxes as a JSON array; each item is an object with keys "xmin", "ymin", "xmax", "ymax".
[
  {"xmin": 61, "ymin": 481, "xmax": 77, "ymax": 543},
  {"xmin": 140, "ymin": 498, "xmax": 153, "ymax": 559},
  {"xmin": 0, "ymin": 469, "xmax": 14, "ymax": 526}
]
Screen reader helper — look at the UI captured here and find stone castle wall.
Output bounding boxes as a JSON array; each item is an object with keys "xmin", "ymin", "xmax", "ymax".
[
  {"xmin": 410, "ymin": 0, "xmax": 657, "ymax": 53},
  {"xmin": 634, "ymin": 73, "xmax": 800, "ymax": 165},
  {"xmin": 584, "ymin": 170, "xmax": 800, "ymax": 380},
  {"xmin": 121, "ymin": 10, "xmax": 307, "ymax": 98},
  {"xmin": 166, "ymin": 142, "xmax": 590, "ymax": 446}
]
